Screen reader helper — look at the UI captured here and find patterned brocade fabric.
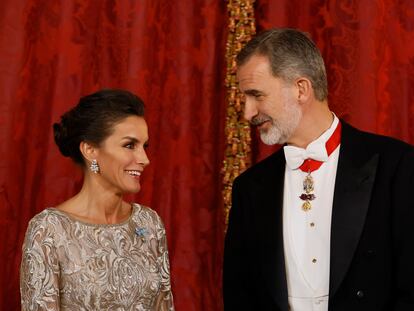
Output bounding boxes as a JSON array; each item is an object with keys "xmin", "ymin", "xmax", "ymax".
[{"xmin": 20, "ymin": 203, "xmax": 174, "ymax": 311}]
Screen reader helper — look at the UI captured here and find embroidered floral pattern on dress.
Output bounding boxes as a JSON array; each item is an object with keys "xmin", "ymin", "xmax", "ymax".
[{"xmin": 20, "ymin": 203, "xmax": 174, "ymax": 311}]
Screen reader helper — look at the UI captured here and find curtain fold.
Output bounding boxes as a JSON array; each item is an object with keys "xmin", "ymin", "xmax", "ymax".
[{"xmin": 0, "ymin": 1, "xmax": 227, "ymax": 310}]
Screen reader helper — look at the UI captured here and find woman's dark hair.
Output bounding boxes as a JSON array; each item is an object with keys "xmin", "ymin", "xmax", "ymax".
[{"xmin": 53, "ymin": 89, "xmax": 145, "ymax": 165}]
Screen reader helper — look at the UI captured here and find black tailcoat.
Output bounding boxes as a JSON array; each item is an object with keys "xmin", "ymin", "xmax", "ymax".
[{"xmin": 223, "ymin": 122, "xmax": 414, "ymax": 310}]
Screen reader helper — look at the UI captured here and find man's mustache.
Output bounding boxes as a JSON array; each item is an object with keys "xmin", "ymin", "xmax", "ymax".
[{"xmin": 250, "ymin": 114, "xmax": 272, "ymax": 126}]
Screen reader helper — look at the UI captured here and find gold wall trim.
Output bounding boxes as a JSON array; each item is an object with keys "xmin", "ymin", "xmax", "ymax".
[{"xmin": 222, "ymin": 0, "xmax": 256, "ymax": 229}]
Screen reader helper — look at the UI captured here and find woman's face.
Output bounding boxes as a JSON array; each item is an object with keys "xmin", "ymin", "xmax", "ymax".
[{"xmin": 94, "ymin": 115, "xmax": 150, "ymax": 194}]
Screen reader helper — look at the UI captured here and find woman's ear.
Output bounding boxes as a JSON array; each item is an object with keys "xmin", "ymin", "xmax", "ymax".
[
  {"xmin": 296, "ymin": 77, "xmax": 312, "ymax": 102},
  {"xmin": 79, "ymin": 141, "xmax": 99, "ymax": 163}
]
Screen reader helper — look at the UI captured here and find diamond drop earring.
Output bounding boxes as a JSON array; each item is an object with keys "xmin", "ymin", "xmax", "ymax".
[{"xmin": 90, "ymin": 159, "xmax": 100, "ymax": 174}]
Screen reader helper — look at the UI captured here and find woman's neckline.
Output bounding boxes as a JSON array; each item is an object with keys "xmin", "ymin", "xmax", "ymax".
[{"xmin": 47, "ymin": 203, "xmax": 138, "ymax": 227}]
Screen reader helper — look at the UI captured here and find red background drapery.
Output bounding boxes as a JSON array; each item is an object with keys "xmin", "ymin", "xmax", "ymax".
[
  {"xmin": 1, "ymin": 1, "xmax": 413, "ymax": 311},
  {"xmin": 0, "ymin": 1, "xmax": 227, "ymax": 310}
]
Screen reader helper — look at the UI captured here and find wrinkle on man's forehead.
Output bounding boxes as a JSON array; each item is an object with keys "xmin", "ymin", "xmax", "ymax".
[{"xmin": 237, "ymin": 56, "xmax": 273, "ymax": 86}]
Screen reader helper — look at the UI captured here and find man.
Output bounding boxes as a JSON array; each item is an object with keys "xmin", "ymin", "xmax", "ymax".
[{"xmin": 223, "ymin": 28, "xmax": 414, "ymax": 311}]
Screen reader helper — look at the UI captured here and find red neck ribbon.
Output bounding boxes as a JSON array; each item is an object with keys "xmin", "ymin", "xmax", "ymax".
[{"xmin": 299, "ymin": 122, "xmax": 342, "ymax": 173}]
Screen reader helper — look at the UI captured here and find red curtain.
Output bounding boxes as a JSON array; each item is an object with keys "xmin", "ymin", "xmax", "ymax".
[
  {"xmin": 254, "ymin": 0, "xmax": 414, "ymax": 161},
  {"xmin": 0, "ymin": 1, "xmax": 227, "ymax": 310}
]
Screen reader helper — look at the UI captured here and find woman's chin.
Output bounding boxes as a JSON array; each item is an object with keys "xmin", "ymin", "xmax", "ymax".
[{"xmin": 126, "ymin": 184, "xmax": 141, "ymax": 194}]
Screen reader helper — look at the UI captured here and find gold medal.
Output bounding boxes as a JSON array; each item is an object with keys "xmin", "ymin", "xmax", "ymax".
[{"xmin": 302, "ymin": 201, "xmax": 312, "ymax": 211}]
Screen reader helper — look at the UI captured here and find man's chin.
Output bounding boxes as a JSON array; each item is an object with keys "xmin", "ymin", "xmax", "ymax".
[{"xmin": 260, "ymin": 132, "xmax": 283, "ymax": 145}]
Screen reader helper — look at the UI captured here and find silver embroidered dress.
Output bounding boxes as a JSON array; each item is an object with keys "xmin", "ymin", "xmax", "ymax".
[{"xmin": 20, "ymin": 203, "xmax": 174, "ymax": 311}]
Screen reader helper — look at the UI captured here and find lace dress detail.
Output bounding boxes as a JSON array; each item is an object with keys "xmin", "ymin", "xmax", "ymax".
[{"xmin": 20, "ymin": 203, "xmax": 174, "ymax": 311}]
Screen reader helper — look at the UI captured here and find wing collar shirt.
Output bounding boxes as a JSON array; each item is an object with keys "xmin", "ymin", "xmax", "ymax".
[{"xmin": 283, "ymin": 114, "xmax": 340, "ymax": 311}]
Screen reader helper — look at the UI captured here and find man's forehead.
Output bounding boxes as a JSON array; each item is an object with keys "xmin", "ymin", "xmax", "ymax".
[
  {"xmin": 237, "ymin": 55, "xmax": 271, "ymax": 78},
  {"xmin": 237, "ymin": 55, "xmax": 273, "ymax": 86}
]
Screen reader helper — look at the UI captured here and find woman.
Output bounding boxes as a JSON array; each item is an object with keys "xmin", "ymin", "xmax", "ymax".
[{"xmin": 20, "ymin": 89, "xmax": 174, "ymax": 310}]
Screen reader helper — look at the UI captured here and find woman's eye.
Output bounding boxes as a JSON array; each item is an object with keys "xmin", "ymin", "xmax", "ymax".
[{"xmin": 125, "ymin": 143, "xmax": 135, "ymax": 149}]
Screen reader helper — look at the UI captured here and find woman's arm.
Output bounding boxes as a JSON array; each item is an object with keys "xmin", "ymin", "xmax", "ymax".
[
  {"xmin": 20, "ymin": 215, "xmax": 60, "ymax": 311},
  {"xmin": 153, "ymin": 214, "xmax": 174, "ymax": 311}
]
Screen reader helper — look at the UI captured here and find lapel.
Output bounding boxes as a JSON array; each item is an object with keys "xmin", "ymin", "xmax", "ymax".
[
  {"xmin": 250, "ymin": 122, "xmax": 378, "ymax": 308},
  {"xmin": 254, "ymin": 150, "xmax": 289, "ymax": 311},
  {"xmin": 329, "ymin": 122, "xmax": 379, "ymax": 296}
]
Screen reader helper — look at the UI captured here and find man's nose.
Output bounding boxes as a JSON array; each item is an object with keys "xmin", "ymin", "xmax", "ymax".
[{"xmin": 243, "ymin": 99, "xmax": 258, "ymax": 122}]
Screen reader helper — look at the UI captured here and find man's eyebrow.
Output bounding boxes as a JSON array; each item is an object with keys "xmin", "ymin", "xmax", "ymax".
[{"xmin": 243, "ymin": 89, "xmax": 264, "ymax": 96}]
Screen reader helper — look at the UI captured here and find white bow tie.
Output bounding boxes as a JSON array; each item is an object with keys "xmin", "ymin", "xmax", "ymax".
[{"xmin": 284, "ymin": 141, "xmax": 328, "ymax": 170}]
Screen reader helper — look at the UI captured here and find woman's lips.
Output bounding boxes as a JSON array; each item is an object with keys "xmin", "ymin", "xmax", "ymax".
[{"xmin": 125, "ymin": 170, "xmax": 141, "ymax": 180}]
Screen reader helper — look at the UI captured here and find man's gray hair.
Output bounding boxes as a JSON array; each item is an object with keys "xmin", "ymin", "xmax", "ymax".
[{"xmin": 237, "ymin": 28, "xmax": 328, "ymax": 101}]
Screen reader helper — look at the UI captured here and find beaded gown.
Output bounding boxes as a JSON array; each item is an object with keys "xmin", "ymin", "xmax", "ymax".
[{"xmin": 20, "ymin": 203, "xmax": 174, "ymax": 311}]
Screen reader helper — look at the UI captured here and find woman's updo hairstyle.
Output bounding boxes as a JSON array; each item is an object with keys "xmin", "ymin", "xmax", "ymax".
[{"xmin": 53, "ymin": 89, "xmax": 145, "ymax": 165}]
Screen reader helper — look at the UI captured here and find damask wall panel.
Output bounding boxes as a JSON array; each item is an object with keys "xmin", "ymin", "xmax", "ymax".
[{"xmin": 0, "ymin": 1, "xmax": 227, "ymax": 310}]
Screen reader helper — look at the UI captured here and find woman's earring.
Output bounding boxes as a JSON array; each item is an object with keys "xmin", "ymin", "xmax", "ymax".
[{"xmin": 90, "ymin": 159, "xmax": 100, "ymax": 174}]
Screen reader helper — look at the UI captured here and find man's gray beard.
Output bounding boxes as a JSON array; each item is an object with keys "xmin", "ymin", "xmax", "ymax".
[
  {"xmin": 259, "ymin": 103, "xmax": 302, "ymax": 145},
  {"xmin": 260, "ymin": 123, "xmax": 287, "ymax": 145}
]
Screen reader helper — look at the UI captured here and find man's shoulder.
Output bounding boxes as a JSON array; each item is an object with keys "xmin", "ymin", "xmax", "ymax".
[
  {"xmin": 342, "ymin": 121, "xmax": 413, "ymax": 145},
  {"xmin": 342, "ymin": 121, "xmax": 413, "ymax": 155},
  {"xmin": 341, "ymin": 123, "xmax": 414, "ymax": 166}
]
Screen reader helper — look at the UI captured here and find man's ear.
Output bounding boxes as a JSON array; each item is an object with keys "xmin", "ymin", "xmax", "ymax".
[
  {"xmin": 296, "ymin": 77, "xmax": 312, "ymax": 102},
  {"xmin": 80, "ymin": 141, "xmax": 99, "ymax": 163}
]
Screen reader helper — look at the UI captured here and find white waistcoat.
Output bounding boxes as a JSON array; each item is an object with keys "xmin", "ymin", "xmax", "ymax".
[{"xmin": 283, "ymin": 116, "xmax": 340, "ymax": 311}]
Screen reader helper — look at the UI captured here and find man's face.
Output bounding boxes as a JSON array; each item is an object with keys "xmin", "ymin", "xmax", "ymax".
[{"xmin": 237, "ymin": 54, "xmax": 302, "ymax": 145}]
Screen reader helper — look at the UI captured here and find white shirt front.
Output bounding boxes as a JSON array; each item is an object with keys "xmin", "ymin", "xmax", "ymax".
[{"xmin": 283, "ymin": 115, "xmax": 340, "ymax": 311}]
